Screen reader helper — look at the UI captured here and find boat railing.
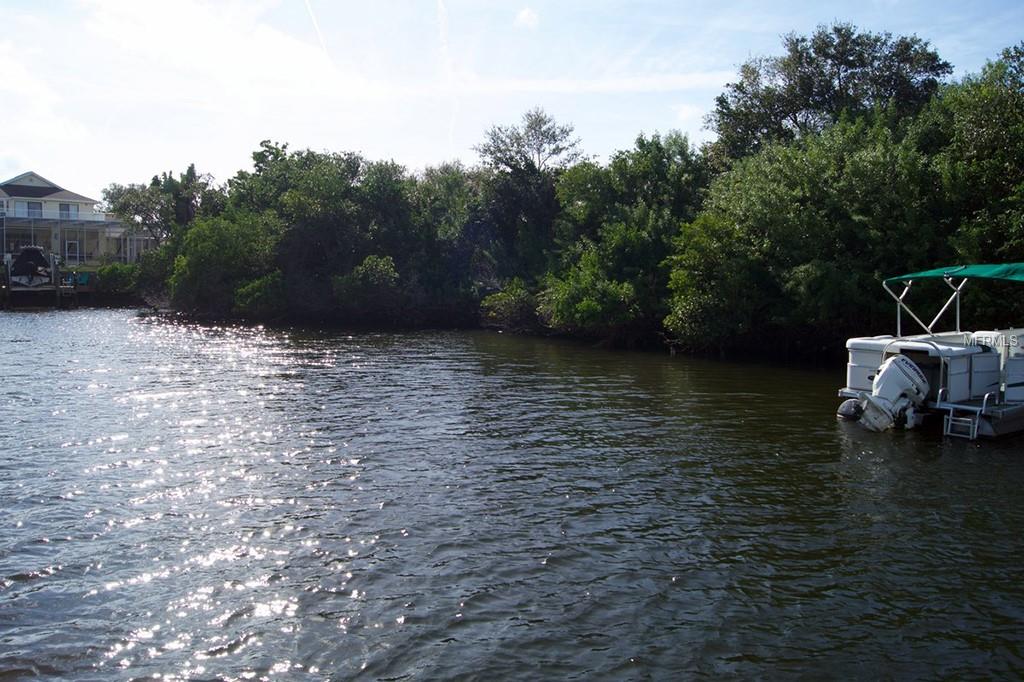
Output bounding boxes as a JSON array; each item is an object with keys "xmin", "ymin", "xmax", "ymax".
[{"xmin": 880, "ymin": 336, "xmax": 958, "ymax": 359}]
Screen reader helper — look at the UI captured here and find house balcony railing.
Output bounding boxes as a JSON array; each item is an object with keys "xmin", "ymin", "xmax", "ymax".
[{"xmin": 0, "ymin": 208, "xmax": 116, "ymax": 222}]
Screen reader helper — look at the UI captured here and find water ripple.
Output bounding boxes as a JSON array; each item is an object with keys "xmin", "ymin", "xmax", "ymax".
[{"xmin": 1, "ymin": 310, "xmax": 1024, "ymax": 678}]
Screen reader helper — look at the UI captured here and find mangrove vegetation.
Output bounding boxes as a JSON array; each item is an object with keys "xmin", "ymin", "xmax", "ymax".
[{"xmin": 103, "ymin": 24, "xmax": 1024, "ymax": 357}]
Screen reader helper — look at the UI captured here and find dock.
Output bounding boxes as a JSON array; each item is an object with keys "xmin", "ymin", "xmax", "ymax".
[{"xmin": 1, "ymin": 264, "xmax": 79, "ymax": 310}]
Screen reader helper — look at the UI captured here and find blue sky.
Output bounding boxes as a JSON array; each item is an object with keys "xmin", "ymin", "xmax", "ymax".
[{"xmin": 1, "ymin": 0, "xmax": 1021, "ymax": 201}]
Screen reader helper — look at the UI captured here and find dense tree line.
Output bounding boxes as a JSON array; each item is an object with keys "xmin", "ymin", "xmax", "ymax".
[{"xmin": 105, "ymin": 25, "xmax": 1024, "ymax": 358}]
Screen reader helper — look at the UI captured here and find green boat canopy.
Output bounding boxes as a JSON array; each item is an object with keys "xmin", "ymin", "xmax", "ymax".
[{"xmin": 884, "ymin": 263, "xmax": 1024, "ymax": 285}]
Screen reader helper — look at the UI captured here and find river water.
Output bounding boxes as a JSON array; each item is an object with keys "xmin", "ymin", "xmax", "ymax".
[{"xmin": 1, "ymin": 309, "xmax": 1023, "ymax": 680}]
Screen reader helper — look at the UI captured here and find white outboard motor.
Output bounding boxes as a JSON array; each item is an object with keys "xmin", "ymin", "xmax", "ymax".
[{"xmin": 858, "ymin": 354, "xmax": 930, "ymax": 432}]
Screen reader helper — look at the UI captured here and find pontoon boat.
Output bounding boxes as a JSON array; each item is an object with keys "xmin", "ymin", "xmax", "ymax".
[{"xmin": 838, "ymin": 264, "xmax": 1024, "ymax": 439}]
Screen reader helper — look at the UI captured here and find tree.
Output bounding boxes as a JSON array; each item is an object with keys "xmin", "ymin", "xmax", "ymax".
[
  {"xmin": 103, "ymin": 164, "xmax": 220, "ymax": 245},
  {"xmin": 666, "ymin": 119, "xmax": 947, "ymax": 354},
  {"xmin": 539, "ymin": 210, "xmax": 664, "ymax": 344},
  {"xmin": 707, "ymin": 23, "xmax": 951, "ymax": 160},
  {"xmin": 553, "ymin": 160, "xmax": 613, "ymax": 246},
  {"xmin": 357, "ymin": 160, "xmax": 417, "ymax": 268},
  {"xmin": 226, "ymin": 141, "xmax": 293, "ymax": 212},
  {"xmin": 168, "ymin": 211, "xmax": 283, "ymax": 315},
  {"xmin": 410, "ymin": 162, "xmax": 493, "ymax": 308},
  {"xmin": 412, "ymin": 162, "xmax": 476, "ymax": 242},
  {"xmin": 939, "ymin": 43, "xmax": 1024, "ymax": 261},
  {"xmin": 475, "ymin": 107, "xmax": 582, "ymax": 175},
  {"xmin": 103, "ymin": 182, "xmax": 175, "ymax": 245},
  {"xmin": 605, "ymin": 132, "xmax": 707, "ymax": 223},
  {"xmin": 929, "ymin": 43, "xmax": 1024, "ymax": 327},
  {"xmin": 332, "ymin": 254, "xmax": 403, "ymax": 324},
  {"xmin": 473, "ymin": 109, "xmax": 582, "ymax": 279},
  {"xmin": 235, "ymin": 146, "xmax": 365, "ymax": 316},
  {"xmin": 155, "ymin": 164, "xmax": 223, "ymax": 225},
  {"xmin": 540, "ymin": 133, "xmax": 708, "ymax": 344}
]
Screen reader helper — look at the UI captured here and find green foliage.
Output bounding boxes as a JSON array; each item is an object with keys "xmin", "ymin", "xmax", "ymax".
[
  {"xmin": 483, "ymin": 166, "xmax": 560, "ymax": 278},
  {"xmin": 95, "ymin": 262, "xmax": 139, "ymax": 295},
  {"xmin": 103, "ymin": 183, "xmax": 175, "ymax": 245},
  {"xmin": 539, "ymin": 248, "xmax": 640, "ymax": 339},
  {"xmin": 135, "ymin": 245, "xmax": 176, "ymax": 295},
  {"xmin": 332, "ymin": 255, "xmax": 402, "ymax": 324},
  {"xmin": 926, "ymin": 43, "xmax": 1024, "ymax": 326},
  {"xmin": 334, "ymin": 254, "xmax": 399, "ymax": 292},
  {"xmin": 666, "ymin": 119, "xmax": 944, "ymax": 353},
  {"xmin": 938, "ymin": 44, "xmax": 1024, "ymax": 259},
  {"xmin": 543, "ymin": 132, "xmax": 706, "ymax": 343},
  {"xmin": 359, "ymin": 161, "xmax": 419, "ymax": 265},
  {"xmin": 104, "ymin": 163, "xmax": 222, "ymax": 245},
  {"xmin": 471, "ymin": 109, "xmax": 582, "ymax": 280},
  {"xmin": 664, "ymin": 213, "xmax": 769, "ymax": 350},
  {"xmin": 154, "ymin": 163, "xmax": 223, "ymax": 225},
  {"xmin": 708, "ymin": 22, "xmax": 951, "ymax": 161},
  {"xmin": 169, "ymin": 211, "xmax": 282, "ymax": 315},
  {"xmin": 606, "ymin": 132, "xmax": 707, "ymax": 222},
  {"xmin": 234, "ymin": 270, "xmax": 287, "ymax": 319},
  {"xmin": 480, "ymin": 278, "xmax": 538, "ymax": 332},
  {"xmin": 413, "ymin": 162, "xmax": 476, "ymax": 242},
  {"xmin": 475, "ymin": 107, "xmax": 582, "ymax": 174},
  {"xmin": 554, "ymin": 161, "xmax": 612, "ymax": 245},
  {"xmin": 469, "ymin": 109, "xmax": 589, "ymax": 281},
  {"xmin": 110, "ymin": 40, "xmax": 1024, "ymax": 358},
  {"xmin": 102, "ymin": 163, "xmax": 223, "ymax": 304}
]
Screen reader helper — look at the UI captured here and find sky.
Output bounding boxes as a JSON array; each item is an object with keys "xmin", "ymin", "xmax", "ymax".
[{"xmin": 1, "ymin": 0, "xmax": 1021, "ymax": 202}]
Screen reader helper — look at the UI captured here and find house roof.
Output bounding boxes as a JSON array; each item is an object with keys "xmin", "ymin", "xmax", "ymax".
[
  {"xmin": 1, "ymin": 184, "xmax": 60, "ymax": 198},
  {"xmin": 40, "ymin": 189, "xmax": 99, "ymax": 203},
  {"xmin": 2, "ymin": 171, "xmax": 61, "ymax": 186},
  {"xmin": 0, "ymin": 171, "xmax": 98, "ymax": 204}
]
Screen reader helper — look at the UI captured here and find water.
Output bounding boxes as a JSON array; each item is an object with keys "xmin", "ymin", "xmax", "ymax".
[{"xmin": 1, "ymin": 309, "xmax": 1023, "ymax": 680}]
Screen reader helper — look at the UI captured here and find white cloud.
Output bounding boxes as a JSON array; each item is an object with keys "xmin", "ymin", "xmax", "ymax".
[
  {"xmin": 0, "ymin": 0, "xmax": 401, "ymax": 198},
  {"xmin": 675, "ymin": 103, "xmax": 705, "ymax": 125},
  {"xmin": 13, "ymin": 0, "xmax": 1002, "ymax": 199},
  {"xmin": 514, "ymin": 7, "xmax": 539, "ymax": 30},
  {"xmin": 80, "ymin": 0, "xmax": 375, "ymax": 103},
  {"xmin": 0, "ymin": 39, "xmax": 99, "ymax": 190}
]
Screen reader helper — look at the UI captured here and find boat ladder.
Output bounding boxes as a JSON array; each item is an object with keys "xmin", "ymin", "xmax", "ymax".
[
  {"xmin": 941, "ymin": 392, "xmax": 999, "ymax": 440},
  {"xmin": 943, "ymin": 410, "xmax": 979, "ymax": 439}
]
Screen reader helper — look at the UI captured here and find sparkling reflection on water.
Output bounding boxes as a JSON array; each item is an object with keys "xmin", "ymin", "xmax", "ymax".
[{"xmin": 1, "ymin": 309, "xmax": 1024, "ymax": 679}]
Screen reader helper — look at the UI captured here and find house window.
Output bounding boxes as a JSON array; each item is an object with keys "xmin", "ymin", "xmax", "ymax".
[
  {"xmin": 59, "ymin": 203, "xmax": 79, "ymax": 220},
  {"xmin": 65, "ymin": 240, "xmax": 80, "ymax": 263},
  {"xmin": 27, "ymin": 202, "xmax": 42, "ymax": 218}
]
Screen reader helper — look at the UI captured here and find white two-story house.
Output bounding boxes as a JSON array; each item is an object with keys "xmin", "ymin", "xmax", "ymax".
[{"xmin": 1, "ymin": 171, "xmax": 153, "ymax": 267}]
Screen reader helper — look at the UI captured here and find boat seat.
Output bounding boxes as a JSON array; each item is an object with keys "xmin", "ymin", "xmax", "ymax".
[
  {"xmin": 886, "ymin": 340, "xmax": 983, "ymax": 357},
  {"xmin": 1007, "ymin": 357, "xmax": 1024, "ymax": 401},
  {"xmin": 973, "ymin": 331, "xmax": 1009, "ymax": 350}
]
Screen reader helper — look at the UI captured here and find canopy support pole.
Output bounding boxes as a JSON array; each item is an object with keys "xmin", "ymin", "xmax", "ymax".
[
  {"xmin": 945, "ymin": 277, "xmax": 966, "ymax": 332},
  {"xmin": 884, "ymin": 280, "xmax": 932, "ymax": 335},
  {"xmin": 929, "ymin": 278, "xmax": 969, "ymax": 332}
]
